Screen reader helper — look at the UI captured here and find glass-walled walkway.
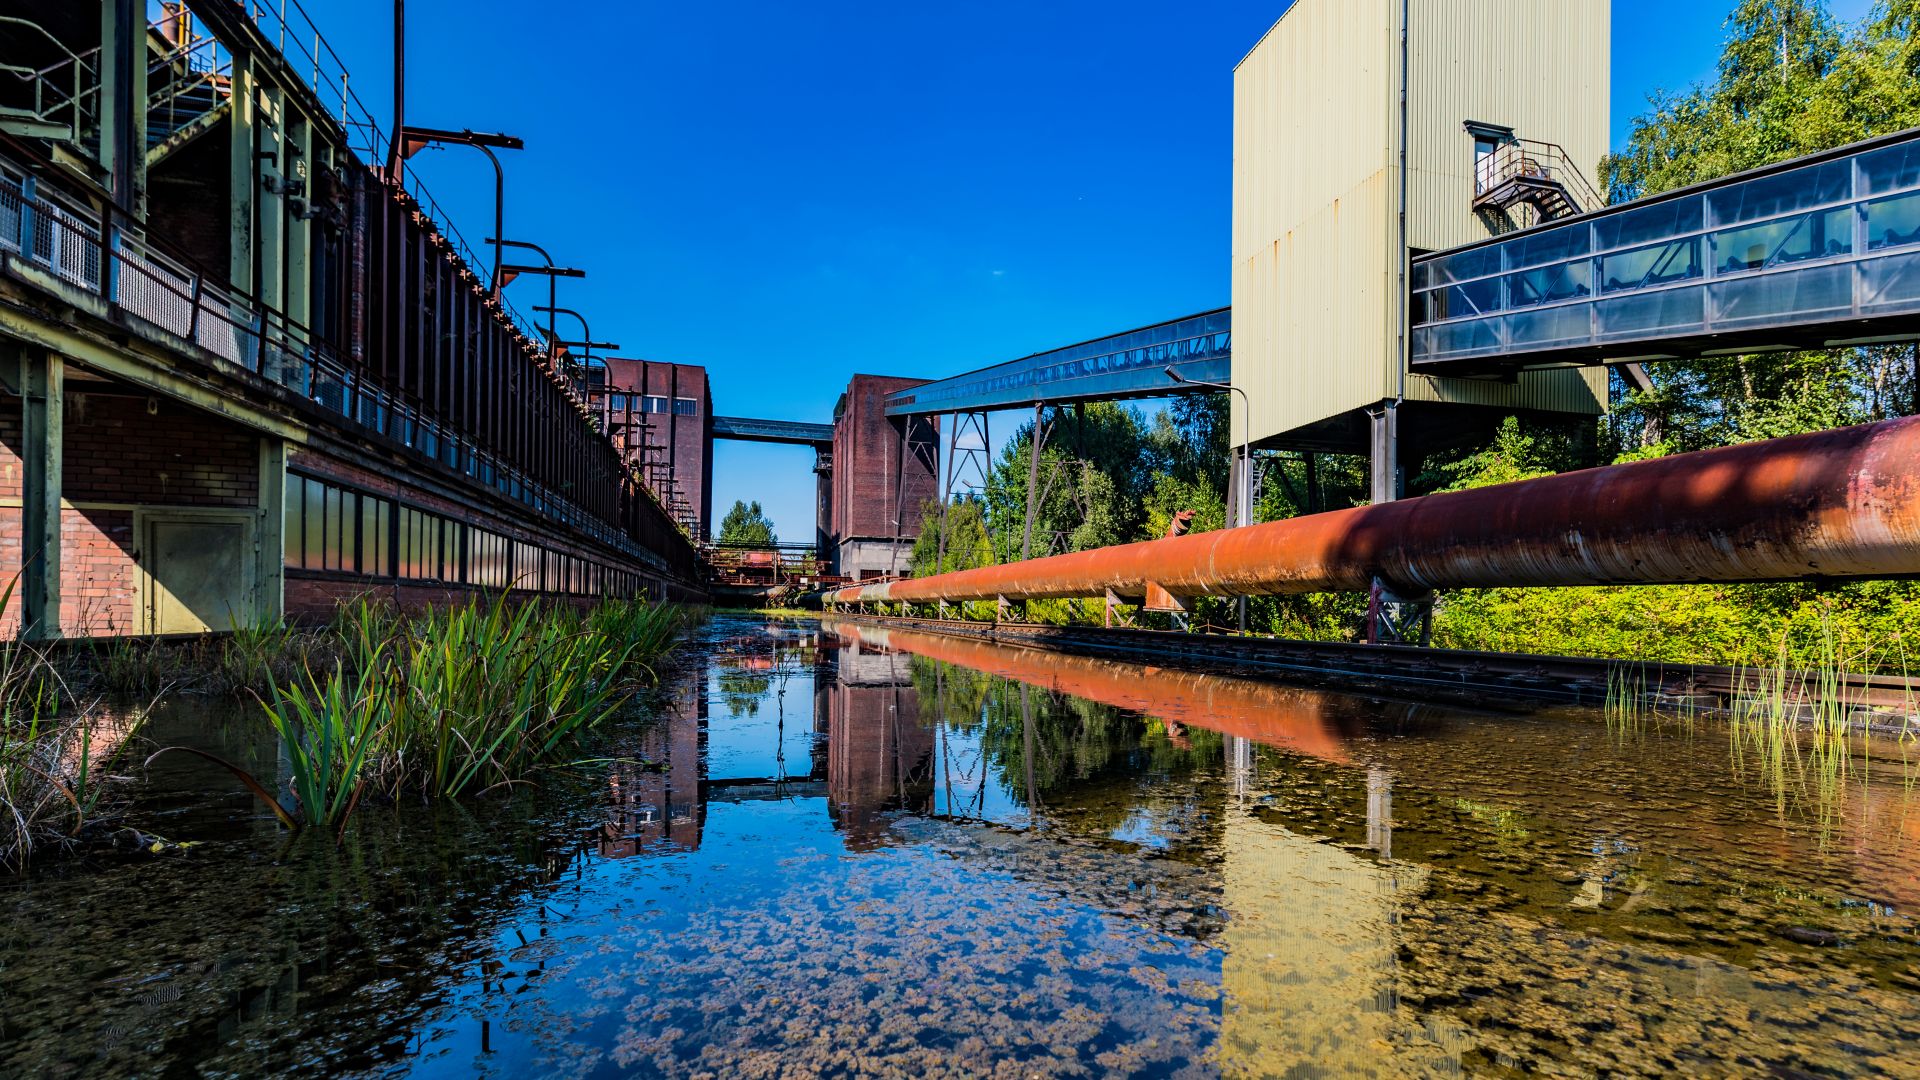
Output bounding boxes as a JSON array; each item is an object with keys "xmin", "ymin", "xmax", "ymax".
[{"xmin": 1412, "ymin": 128, "xmax": 1920, "ymax": 369}]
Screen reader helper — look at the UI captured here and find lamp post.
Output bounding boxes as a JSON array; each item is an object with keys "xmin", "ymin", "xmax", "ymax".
[
  {"xmin": 1166, "ymin": 365, "xmax": 1253, "ymax": 631},
  {"xmin": 397, "ymin": 126, "xmax": 524, "ymax": 294},
  {"xmin": 537, "ymin": 304, "xmax": 619, "ymax": 402},
  {"xmin": 535, "ymin": 306, "xmax": 617, "ymax": 371},
  {"xmin": 490, "ymin": 238, "xmax": 584, "ymax": 358}
]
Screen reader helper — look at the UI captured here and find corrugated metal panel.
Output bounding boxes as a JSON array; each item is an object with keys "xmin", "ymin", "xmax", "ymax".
[
  {"xmin": 1400, "ymin": 0, "xmax": 1608, "ymax": 418},
  {"xmin": 1232, "ymin": 0, "xmax": 1397, "ymax": 447},
  {"xmin": 1234, "ymin": 0, "xmax": 1609, "ymax": 445}
]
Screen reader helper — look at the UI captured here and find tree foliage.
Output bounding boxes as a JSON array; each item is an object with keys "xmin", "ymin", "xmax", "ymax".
[
  {"xmin": 1602, "ymin": 0, "xmax": 1920, "ymax": 454},
  {"xmin": 717, "ymin": 499, "xmax": 777, "ymax": 547}
]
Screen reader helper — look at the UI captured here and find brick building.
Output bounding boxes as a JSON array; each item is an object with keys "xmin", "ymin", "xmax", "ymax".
[
  {"xmin": 827, "ymin": 375, "xmax": 938, "ymax": 580},
  {"xmin": 594, "ymin": 359, "xmax": 714, "ymax": 539}
]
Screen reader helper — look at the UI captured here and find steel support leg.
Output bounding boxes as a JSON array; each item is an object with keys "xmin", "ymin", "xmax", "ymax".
[
  {"xmin": 936, "ymin": 410, "xmax": 956, "ymax": 573},
  {"xmin": 1021, "ymin": 403, "xmax": 1044, "ymax": 561},
  {"xmin": 1369, "ymin": 400, "xmax": 1399, "ymax": 505},
  {"xmin": 19, "ymin": 349, "xmax": 62, "ymax": 640},
  {"xmin": 1365, "ymin": 576, "xmax": 1433, "ymax": 646}
]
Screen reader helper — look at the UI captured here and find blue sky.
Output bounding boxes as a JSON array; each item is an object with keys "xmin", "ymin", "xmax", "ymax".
[{"xmin": 324, "ymin": 0, "xmax": 1876, "ymax": 541}]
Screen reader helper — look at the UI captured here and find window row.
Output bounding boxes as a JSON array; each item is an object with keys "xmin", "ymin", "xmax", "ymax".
[
  {"xmin": 605, "ymin": 394, "xmax": 699, "ymax": 416},
  {"xmin": 283, "ymin": 473, "xmax": 648, "ymax": 598},
  {"xmin": 1412, "ymin": 193, "xmax": 1920, "ymax": 326}
]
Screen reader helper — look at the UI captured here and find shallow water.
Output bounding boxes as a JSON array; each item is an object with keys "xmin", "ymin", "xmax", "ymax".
[{"xmin": 4, "ymin": 613, "xmax": 1919, "ymax": 1077}]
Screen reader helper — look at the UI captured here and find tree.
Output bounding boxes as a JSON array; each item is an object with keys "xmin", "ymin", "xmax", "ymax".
[
  {"xmin": 716, "ymin": 500, "xmax": 776, "ymax": 546},
  {"xmin": 1600, "ymin": 0, "xmax": 1918, "ymax": 455}
]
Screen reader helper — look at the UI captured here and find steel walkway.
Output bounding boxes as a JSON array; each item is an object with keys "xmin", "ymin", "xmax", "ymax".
[
  {"xmin": 1411, "ymin": 128, "xmax": 1920, "ymax": 371},
  {"xmin": 711, "ymin": 415, "xmax": 834, "ymax": 446},
  {"xmin": 883, "ymin": 307, "xmax": 1230, "ymax": 417}
]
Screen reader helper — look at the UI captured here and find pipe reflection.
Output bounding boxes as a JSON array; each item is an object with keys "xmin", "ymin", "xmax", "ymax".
[{"xmin": 821, "ymin": 617, "xmax": 1440, "ymax": 765}]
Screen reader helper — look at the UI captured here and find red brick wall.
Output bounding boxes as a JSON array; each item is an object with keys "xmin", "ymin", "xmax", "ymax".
[
  {"xmin": 0, "ymin": 393, "xmax": 259, "ymax": 637},
  {"xmin": 830, "ymin": 375, "xmax": 937, "ymax": 543},
  {"xmin": 62, "ymin": 393, "xmax": 258, "ymax": 506},
  {"xmin": 599, "ymin": 358, "xmax": 712, "ymax": 536},
  {"xmin": 145, "ymin": 122, "xmax": 233, "ymax": 279}
]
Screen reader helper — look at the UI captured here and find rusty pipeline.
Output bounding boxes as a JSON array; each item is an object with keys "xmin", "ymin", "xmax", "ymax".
[{"xmin": 826, "ymin": 415, "xmax": 1920, "ymax": 606}]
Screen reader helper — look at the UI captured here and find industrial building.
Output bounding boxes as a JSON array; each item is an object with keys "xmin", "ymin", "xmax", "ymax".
[
  {"xmin": 1231, "ymin": 0, "xmax": 1611, "ymax": 498},
  {"xmin": 0, "ymin": 0, "xmax": 707, "ymax": 638},
  {"xmin": 594, "ymin": 358, "xmax": 714, "ymax": 537}
]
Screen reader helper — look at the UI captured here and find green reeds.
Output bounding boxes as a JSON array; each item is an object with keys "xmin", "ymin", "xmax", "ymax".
[
  {"xmin": 0, "ymin": 577, "xmax": 142, "ymax": 869},
  {"xmin": 1723, "ymin": 616, "xmax": 1920, "ymax": 844},
  {"xmin": 213, "ymin": 594, "xmax": 687, "ymax": 829}
]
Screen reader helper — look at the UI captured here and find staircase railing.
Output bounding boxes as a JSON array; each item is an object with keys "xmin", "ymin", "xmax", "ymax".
[
  {"xmin": 146, "ymin": 21, "xmax": 233, "ymax": 144},
  {"xmin": 1472, "ymin": 138, "xmax": 1605, "ymax": 217},
  {"xmin": 0, "ymin": 17, "xmax": 102, "ymax": 148}
]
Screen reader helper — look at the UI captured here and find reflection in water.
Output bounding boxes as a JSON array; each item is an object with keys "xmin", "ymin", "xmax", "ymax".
[
  {"xmin": 3, "ymin": 614, "xmax": 1920, "ymax": 1077},
  {"xmin": 820, "ymin": 641, "xmax": 936, "ymax": 846},
  {"xmin": 599, "ymin": 651, "xmax": 706, "ymax": 859}
]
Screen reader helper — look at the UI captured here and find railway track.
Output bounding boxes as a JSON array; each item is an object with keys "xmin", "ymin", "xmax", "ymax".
[{"xmin": 819, "ymin": 614, "xmax": 1920, "ymax": 724}]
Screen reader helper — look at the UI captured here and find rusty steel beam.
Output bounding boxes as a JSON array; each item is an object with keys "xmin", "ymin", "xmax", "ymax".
[{"xmin": 828, "ymin": 415, "xmax": 1920, "ymax": 606}]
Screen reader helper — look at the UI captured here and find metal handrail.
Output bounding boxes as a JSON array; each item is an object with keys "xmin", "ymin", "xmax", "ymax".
[
  {"xmin": 1473, "ymin": 138, "xmax": 1605, "ymax": 217},
  {"xmin": 1, "ymin": 159, "xmax": 662, "ymax": 563},
  {"xmin": 0, "ymin": 20, "xmax": 101, "ymax": 143}
]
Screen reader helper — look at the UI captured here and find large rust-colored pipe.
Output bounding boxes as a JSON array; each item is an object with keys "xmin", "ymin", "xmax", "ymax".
[{"xmin": 827, "ymin": 415, "xmax": 1920, "ymax": 605}]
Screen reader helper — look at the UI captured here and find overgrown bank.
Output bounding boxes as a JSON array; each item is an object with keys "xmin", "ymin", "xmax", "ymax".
[{"xmin": 1, "ymin": 593, "xmax": 694, "ymax": 869}]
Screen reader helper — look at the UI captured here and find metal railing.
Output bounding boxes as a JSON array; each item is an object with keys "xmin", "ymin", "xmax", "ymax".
[
  {"xmin": 1473, "ymin": 138, "xmax": 1604, "ymax": 218},
  {"xmin": 138, "ymin": 1, "xmax": 556, "ymax": 355},
  {"xmin": 0, "ymin": 154, "xmax": 657, "ymax": 565},
  {"xmin": 1414, "ymin": 127, "xmax": 1920, "ymax": 366},
  {"xmin": 146, "ymin": 9, "xmax": 234, "ymax": 147},
  {"xmin": 0, "ymin": 17, "xmax": 102, "ymax": 149}
]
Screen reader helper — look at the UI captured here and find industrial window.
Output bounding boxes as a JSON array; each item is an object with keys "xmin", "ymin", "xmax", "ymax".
[
  {"xmin": 285, "ymin": 474, "xmax": 643, "ymax": 599},
  {"xmin": 283, "ymin": 478, "xmax": 303, "ymax": 567},
  {"xmin": 608, "ymin": 393, "xmax": 631, "ymax": 412},
  {"xmin": 641, "ymin": 395, "xmax": 671, "ymax": 414},
  {"xmin": 672, "ymin": 397, "xmax": 697, "ymax": 416}
]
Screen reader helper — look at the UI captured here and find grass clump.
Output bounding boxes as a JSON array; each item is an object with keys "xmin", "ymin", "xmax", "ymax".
[
  {"xmin": 0, "ymin": 582, "xmax": 143, "ymax": 870},
  {"xmin": 194, "ymin": 595, "xmax": 689, "ymax": 830}
]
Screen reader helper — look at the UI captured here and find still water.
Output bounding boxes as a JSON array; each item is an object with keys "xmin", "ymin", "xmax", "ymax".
[{"xmin": 4, "ymin": 613, "xmax": 1920, "ymax": 1077}]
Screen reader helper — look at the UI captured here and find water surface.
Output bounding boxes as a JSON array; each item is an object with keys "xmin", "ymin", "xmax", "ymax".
[{"xmin": 3, "ymin": 613, "xmax": 1918, "ymax": 1077}]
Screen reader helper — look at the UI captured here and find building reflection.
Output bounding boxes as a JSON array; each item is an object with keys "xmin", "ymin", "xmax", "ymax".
[
  {"xmin": 814, "ymin": 617, "xmax": 1470, "ymax": 1074},
  {"xmin": 818, "ymin": 635, "xmax": 936, "ymax": 848},
  {"xmin": 598, "ymin": 646, "xmax": 707, "ymax": 859}
]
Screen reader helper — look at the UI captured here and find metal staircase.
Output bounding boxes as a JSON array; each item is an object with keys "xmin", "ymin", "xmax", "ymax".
[
  {"xmin": 1471, "ymin": 138, "xmax": 1603, "ymax": 223},
  {"xmin": 145, "ymin": 5, "xmax": 233, "ymax": 166},
  {"xmin": 0, "ymin": 17, "xmax": 101, "ymax": 152}
]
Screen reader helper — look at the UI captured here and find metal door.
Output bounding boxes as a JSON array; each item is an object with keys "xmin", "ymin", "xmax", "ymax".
[{"xmin": 142, "ymin": 512, "xmax": 254, "ymax": 634}]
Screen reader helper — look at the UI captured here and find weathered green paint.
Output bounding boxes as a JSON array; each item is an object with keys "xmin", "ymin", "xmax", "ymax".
[
  {"xmin": 284, "ymin": 112, "xmax": 313, "ymax": 330},
  {"xmin": 98, "ymin": 0, "xmax": 148, "ymax": 216},
  {"xmin": 228, "ymin": 50, "xmax": 255, "ymax": 292},
  {"xmin": 0, "ymin": 303, "xmax": 308, "ymax": 441},
  {"xmin": 19, "ymin": 348, "xmax": 63, "ymax": 640},
  {"xmin": 256, "ymin": 436, "xmax": 286, "ymax": 623}
]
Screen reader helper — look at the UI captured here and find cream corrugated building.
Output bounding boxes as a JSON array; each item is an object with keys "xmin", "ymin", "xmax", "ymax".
[{"xmin": 1232, "ymin": 0, "xmax": 1611, "ymax": 498}]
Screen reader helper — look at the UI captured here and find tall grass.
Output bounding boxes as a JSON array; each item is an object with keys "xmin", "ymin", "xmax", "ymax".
[
  {"xmin": 1724, "ymin": 619, "xmax": 1920, "ymax": 842},
  {"xmin": 208, "ymin": 595, "xmax": 689, "ymax": 829},
  {"xmin": 0, "ymin": 578, "xmax": 143, "ymax": 870}
]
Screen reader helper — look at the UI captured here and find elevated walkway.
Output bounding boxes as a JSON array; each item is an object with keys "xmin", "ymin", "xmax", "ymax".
[
  {"xmin": 711, "ymin": 415, "xmax": 832, "ymax": 446},
  {"xmin": 1413, "ymin": 128, "xmax": 1920, "ymax": 372},
  {"xmin": 884, "ymin": 307, "xmax": 1229, "ymax": 416}
]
